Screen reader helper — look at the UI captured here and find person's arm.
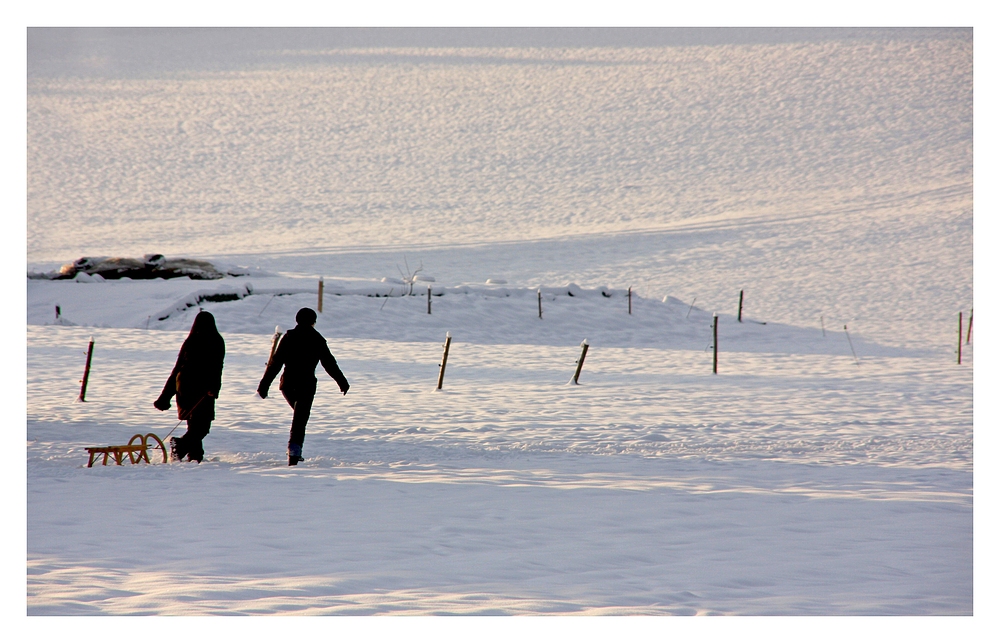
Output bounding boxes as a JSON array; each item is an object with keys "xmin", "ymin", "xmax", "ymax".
[
  {"xmin": 210, "ymin": 340, "xmax": 225, "ymax": 398},
  {"xmin": 319, "ymin": 340, "xmax": 350, "ymax": 394},
  {"xmin": 154, "ymin": 350, "xmax": 182, "ymax": 410}
]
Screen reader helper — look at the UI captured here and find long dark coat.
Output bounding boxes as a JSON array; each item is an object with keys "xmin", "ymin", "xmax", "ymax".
[
  {"xmin": 258, "ymin": 323, "xmax": 348, "ymax": 397},
  {"xmin": 157, "ymin": 311, "xmax": 225, "ymax": 422}
]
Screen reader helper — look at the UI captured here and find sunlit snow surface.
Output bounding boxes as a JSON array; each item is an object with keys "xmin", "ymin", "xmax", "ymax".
[
  {"xmin": 26, "ymin": 29, "xmax": 972, "ymax": 615},
  {"xmin": 27, "ymin": 324, "xmax": 971, "ymax": 615}
]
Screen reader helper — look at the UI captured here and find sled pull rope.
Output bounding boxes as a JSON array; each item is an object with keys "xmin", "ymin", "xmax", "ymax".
[{"xmin": 163, "ymin": 394, "xmax": 209, "ymax": 440}]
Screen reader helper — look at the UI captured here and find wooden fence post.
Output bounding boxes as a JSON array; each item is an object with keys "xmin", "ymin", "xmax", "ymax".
[
  {"xmin": 966, "ymin": 309, "xmax": 973, "ymax": 344},
  {"xmin": 428, "ymin": 285, "xmax": 432, "ymax": 314},
  {"xmin": 267, "ymin": 326, "xmax": 283, "ymax": 367},
  {"xmin": 712, "ymin": 315, "xmax": 718, "ymax": 374},
  {"xmin": 628, "ymin": 286, "xmax": 632, "ymax": 315},
  {"xmin": 78, "ymin": 337, "xmax": 95, "ymax": 402},
  {"xmin": 958, "ymin": 312, "xmax": 963, "ymax": 365},
  {"xmin": 317, "ymin": 277, "xmax": 324, "ymax": 313},
  {"xmin": 437, "ymin": 332, "xmax": 452, "ymax": 389},
  {"xmin": 844, "ymin": 324, "xmax": 860, "ymax": 367},
  {"xmin": 571, "ymin": 339, "xmax": 590, "ymax": 384},
  {"xmin": 538, "ymin": 289, "xmax": 543, "ymax": 319},
  {"xmin": 738, "ymin": 290, "xmax": 744, "ymax": 322}
]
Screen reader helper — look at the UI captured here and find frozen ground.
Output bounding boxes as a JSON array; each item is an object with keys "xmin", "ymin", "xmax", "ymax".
[
  {"xmin": 27, "ymin": 319, "xmax": 972, "ymax": 615},
  {"xmin": 24, "ymin": 27, "xmax": 974, "ymax": 621}
]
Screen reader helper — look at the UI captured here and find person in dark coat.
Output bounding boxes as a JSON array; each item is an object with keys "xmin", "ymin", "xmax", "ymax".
[
  {"xmin": 154, "ymin": 310, "xmax": 226, "ymax": 463},
  {"xmin": 257, "ymin": 307, "xmax": 349, "ymax": 466}
]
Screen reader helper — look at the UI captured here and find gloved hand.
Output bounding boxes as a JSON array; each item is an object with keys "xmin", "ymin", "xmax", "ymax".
[
  {"xmin": 153, "ymin": 396, "xmax": 171, "ymax": 411},
  {"xmin": 339, "ymin": 381, "xmax": 350, "ymax": 395}
]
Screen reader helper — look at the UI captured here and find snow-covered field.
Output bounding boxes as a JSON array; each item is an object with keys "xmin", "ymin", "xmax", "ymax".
[{"xmin": 23, "ymin": 27, "xmax": 975, "ymax": 624}]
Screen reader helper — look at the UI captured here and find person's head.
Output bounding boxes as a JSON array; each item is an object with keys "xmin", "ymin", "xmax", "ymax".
[
  {"xmin": 189, "ymin": 310, "xmax": 218, "ymax": 336},
  {"xmin": 296, "ymin": 307, "xmax": 317, "ymax": 327}
]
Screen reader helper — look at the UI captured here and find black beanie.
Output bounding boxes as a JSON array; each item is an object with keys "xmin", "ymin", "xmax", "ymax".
[{"xmin": 296, "ymin": 307, "xmax": 317, "ymax": 326}]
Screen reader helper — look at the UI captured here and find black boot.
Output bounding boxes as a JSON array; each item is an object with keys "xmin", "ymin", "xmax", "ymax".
[
  {"xmin": 288, "ymin": 443, "xmax": 304, "ymax": 466},
  {"xmin": 169, "ymin": 437, "xmax": 185, "ymax": 462}
]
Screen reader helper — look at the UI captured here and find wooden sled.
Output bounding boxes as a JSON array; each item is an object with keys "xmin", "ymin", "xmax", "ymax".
[{"xmin": 86, "ymin": 433, "xmax": 168, "ymax": 467}]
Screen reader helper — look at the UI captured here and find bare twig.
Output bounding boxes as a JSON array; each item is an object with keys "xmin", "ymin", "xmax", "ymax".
[
  {"xmin": 258, "ymin": 294, "xmax": 276, "ymax": 317},
  {"xmin": 396, "ymin": 256, "xmax": 424, "ymax": 295}
]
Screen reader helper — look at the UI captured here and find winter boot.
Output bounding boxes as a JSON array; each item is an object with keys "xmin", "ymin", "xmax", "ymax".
[
  {"xmin": 288, "ymin": 443, "xmax": 304, "ymax": 466},
  {"xmin": 169, "ymin": 437, "xmax": 183, "ymax": 462}
]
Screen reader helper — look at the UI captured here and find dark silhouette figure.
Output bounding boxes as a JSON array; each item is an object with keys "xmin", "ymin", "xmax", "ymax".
[
  {"xmin": 154, "ymin": 311, "xmax": 226, "ymax": 463},
  {"xmin": 257, "ymin": 307, "xmax": 349, "ymax": 465}
]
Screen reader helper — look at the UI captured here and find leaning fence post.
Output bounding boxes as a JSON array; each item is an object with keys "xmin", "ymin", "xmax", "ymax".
[
  {"xmin": 78, "ymin": 336, "xmax": 95, "ymax": 402},
  {"xmin": 738, "ymin": 290, "xmax": 744, "ymax": 323},
  {"xmin": 437, "ymin": 332, "xmax": 452, "ymax": 389},
  {"xmin": 966, "ymin": 309, "xmax": 973, "ymax": 344},
  {"xmin": 712, "ymin": 315, "xmax": 719, "ymax": 374},
  {"xmin": 267, "ymin": 326, "xmax": 283, "ymax": 367},
  {"xmin": 318, "ymin": 277, "xmax": 324, "ymax": 313},
  {"xmin": 844, "ymin": 324, "xmax": 860, "ymax": 367},
  {"xmin": 958, "ymin": 312, "xmax": 963, "ymax": 365},
  {"xmin": 571, "ymin": 339, "xmax": 590, "ymax": 384}
]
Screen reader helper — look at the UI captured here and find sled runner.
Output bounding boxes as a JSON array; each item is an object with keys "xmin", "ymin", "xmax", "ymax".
[{"xmin": 86, "ymin": 432, "xmax": 168, "ymax": 467}]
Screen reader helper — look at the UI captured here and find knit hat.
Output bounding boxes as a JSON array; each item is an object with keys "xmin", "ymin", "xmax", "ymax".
[{"xmin": 296, "ymin": 307, "xmax": 317, "ymax": 326}]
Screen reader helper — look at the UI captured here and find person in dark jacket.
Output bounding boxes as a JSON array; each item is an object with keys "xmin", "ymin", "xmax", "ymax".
[
  {"xmin": 257, "ymin": 307, "xmax": 350, "ymax": 465},
  {"xmin": 154, "ymin": 310, "xmax": 226, "ymax": 463}
]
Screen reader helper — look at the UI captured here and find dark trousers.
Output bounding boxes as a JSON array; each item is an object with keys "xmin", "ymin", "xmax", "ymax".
[
  {"xmin": 176, "ymin": 418, "xmax": 211, "ymax": 462},
  {"xmin": 281, "ymin": 387, "xmax": 315, "ymax": 448}
]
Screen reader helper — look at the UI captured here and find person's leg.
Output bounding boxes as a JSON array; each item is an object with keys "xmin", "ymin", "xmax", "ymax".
[
  {"xmin": 185, "ymin": 419, "xmax": 211, "ymax": 463},
  {"xmin": 288, "ymin": 394, "xmax": 313, "ymax": 450},
  {"xmin": 281, "ymin": 388, "xmax": 313, "ymax": 465}
]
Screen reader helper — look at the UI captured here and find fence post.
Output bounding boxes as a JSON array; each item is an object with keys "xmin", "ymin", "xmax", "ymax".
[
  {"xmin": 628, "ymin": 286, "xmax": 632, "ymax": 315},
  {"xmin": 844, "ymin": 324, "xmax": 860, "ymax": 367},
  {"xmin": 571, "ymin": 339, "xmax": 590, "ymax": 384},
  {"xmin": 967, "ymin": 309, "xmax": 973, "ymax": 344},
  {"xmin": 267, "ymin": 326, "xmax": 283, "ymax": 368},
  {"xmin": 738, "ymin": 290, "xmax": 744, "ymax": 322},
  {"xmin": 428, "ymin": 285, "xmax": 432, "ymax": 314},
  {"xmin": 538, "ymin": 289, "xmax": 543, "ymax": 319},
  {"xmin": 437, "ymin": 332, "xmax": 452, "ymax": 389},
  {"xmin": 317, "ymin": 277, "xmax": 324, "ymax": 313},
  {"xmin": 78, "ymin": 336, "xmax": 95, "ymax": 402},
  {"xmin": 958, "ymin": 312, "xmax": 963, "ymax": 365},
  {"xmin": 712, "ymin": 315, "xmax": 718, "ymax": 374}
]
